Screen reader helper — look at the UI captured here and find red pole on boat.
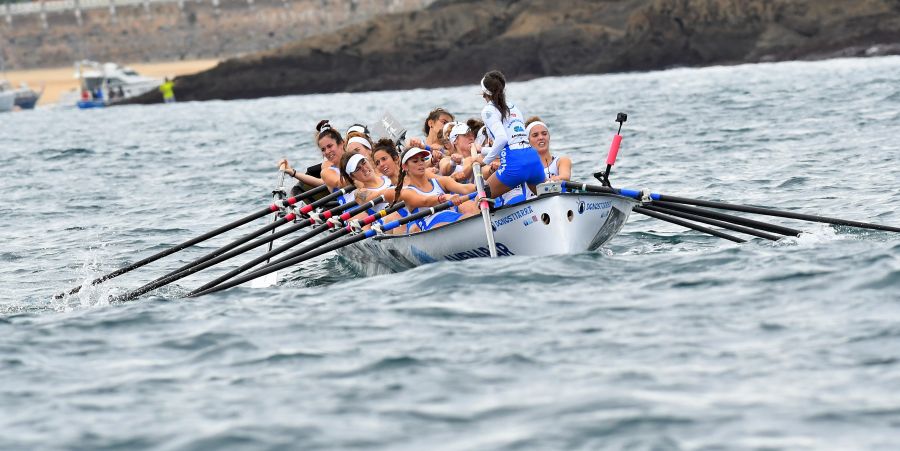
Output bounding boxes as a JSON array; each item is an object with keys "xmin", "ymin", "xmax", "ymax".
[{"xmin": 595, "ymin": 112, "xmax": 627, "ymax": 187}]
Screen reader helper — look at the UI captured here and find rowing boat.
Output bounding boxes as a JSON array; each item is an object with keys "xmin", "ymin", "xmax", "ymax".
[{"xmin": 335, "ymin": 183, "xmax": 637, "ymax": 275}]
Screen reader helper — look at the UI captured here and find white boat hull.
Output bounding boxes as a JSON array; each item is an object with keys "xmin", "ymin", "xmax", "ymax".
[
  {"xmin": 0, "ymin": 91, "xmax": 15, "ymax": 112},
  {"xmin": 336, "ymin": 192, "xmax": 636, "ymax": 275}
]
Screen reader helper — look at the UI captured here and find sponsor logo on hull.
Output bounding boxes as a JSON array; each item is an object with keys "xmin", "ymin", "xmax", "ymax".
[
  {"xmin": 493, "ymin": 206, "xmax": 533, "ymax": 229},
  {"xmin": 444, "ymin": 243, "xmax": 515, "ymax": 261}
]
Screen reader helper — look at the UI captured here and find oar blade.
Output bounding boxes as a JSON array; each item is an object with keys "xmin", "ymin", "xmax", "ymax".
[{"xmin": 247, "ymin": 271, "xmax": 279, "ymax": 288}]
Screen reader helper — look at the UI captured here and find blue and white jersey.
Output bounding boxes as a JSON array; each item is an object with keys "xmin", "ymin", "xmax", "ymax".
[
  {"xmin": 403, "ymin": 178, "xmax": 462, "ymax": 231},
  {"xmin": 480, "ymin": 102, "xmax": 529, "ymax": 164}
]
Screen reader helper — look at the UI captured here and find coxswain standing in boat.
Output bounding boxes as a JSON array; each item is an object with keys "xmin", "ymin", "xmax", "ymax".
[
  {"xmin": 478, "ymin": 70, "xmax": 546, "ymax": 198},
  {"xmin": 525, "ymin": 117, "xmax": 572, "ymax": 181},
  {"xmin": 393, "ymin": 147, "xmax": 479, "ymax": 233}
]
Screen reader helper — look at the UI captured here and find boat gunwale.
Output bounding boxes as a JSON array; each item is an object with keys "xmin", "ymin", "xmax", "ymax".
[{"xmin": 369, "ymin": 190, "xmax": 637, "ymax": 243}]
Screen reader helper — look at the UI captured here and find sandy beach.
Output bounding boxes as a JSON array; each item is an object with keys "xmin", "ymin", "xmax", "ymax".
[{"xmin": 2, "ymin": 59, "xmax": 219, "ymax": 107}]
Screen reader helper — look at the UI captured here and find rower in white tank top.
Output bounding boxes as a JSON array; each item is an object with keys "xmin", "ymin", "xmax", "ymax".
[
  {"xmin": 403, "ymin": 178, "xmax": 463, "ymax": 231},
  {"xmin": 326, "ymin": 166, "xmax": 356, "ymax": 205}
]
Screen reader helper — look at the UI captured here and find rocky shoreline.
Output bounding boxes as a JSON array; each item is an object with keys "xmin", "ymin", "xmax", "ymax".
[{"xmin": 125, "ymin": 0, "xmax": 900, "ymax": 104}]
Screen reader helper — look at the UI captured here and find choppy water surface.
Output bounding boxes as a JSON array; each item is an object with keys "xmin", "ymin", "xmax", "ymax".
[{"xmin": 2, "ymin": 57, "xmax": 899, "ymax": 450}]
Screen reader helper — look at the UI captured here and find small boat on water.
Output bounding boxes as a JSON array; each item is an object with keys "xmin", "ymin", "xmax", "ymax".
[
  {"xmin": 0, "ymin": 90, "xmax": 13, "ymax": 113},
  {"xmin": 71, "ymin": 61, "xmax": 161, "ymax": 109},
  {"xmin": 336, "ymin": 184, "xmax": 636, "ymax": 275},
  {"xmin": 0, "ymin": 80, "xmax": 42, "ymax": 110}
]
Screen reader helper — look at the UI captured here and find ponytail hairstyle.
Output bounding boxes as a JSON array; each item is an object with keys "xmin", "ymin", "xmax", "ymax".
[
  {"xmin": 390, "ymin": 147, "xmax": 414, "ymax": 208},
  {"xmin": 481, "ymin": 70, "xmax": 509, "ymax": 120},
  {"xmin": 423, "ymin": 108, "xmax": 454, "ymax": 136},
  {"xmin": 315, "ymin": 119, "xmax": 344, "ymax": 146}
]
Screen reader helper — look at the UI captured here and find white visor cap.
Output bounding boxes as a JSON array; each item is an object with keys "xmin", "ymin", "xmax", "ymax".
[
  {"xmin": 448, "ymin": 123, "xmax": 471, "ymax": 144},
  {"xmin": 401, "ymin": 147, "xmax": 431, "ymax": 165},
  {"xmin": 344, "ymin": 153, "xmax": 367, "ymax": 174}
]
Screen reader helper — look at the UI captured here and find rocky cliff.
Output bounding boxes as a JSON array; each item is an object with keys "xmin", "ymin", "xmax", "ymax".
[{"xmin": 128, "ymin": 0, "xmax": 900, "ymax": 103}]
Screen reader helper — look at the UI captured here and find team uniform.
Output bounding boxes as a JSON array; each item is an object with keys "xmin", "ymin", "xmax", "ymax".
[
  {"xmin": 481, "ymin": 102, "xmax": 545, "ymax": 189},
  {"xmin": 326, "ymin": 166, "xmax": 356, "ymax": 205},
  {"xmin": 403, "ymin": 178, "xmax": 462, "ymax": 232},
  {"xmin": 366, "ymin": 176, "xmax": 393, "ymax": 217}
]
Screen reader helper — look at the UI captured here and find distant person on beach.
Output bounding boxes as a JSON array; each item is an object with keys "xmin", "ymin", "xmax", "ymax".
[{"xmin": 159, "ymin": 77, "xmax": 176, "ymax": 103}]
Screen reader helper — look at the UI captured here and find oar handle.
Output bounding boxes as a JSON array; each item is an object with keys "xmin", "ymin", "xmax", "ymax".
[{"xmin": 191, "ymin": 200, "xmax": 413, "ymax": 297}]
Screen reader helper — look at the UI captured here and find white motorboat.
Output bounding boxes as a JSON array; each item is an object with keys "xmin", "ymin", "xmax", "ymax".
[
  {"xmin": 336, "ymin": 184, "xmax": 637, "ymax": 275},
  {"xmin": 73, "ymin": 61, "xmax": 162, "ymax": 108}
]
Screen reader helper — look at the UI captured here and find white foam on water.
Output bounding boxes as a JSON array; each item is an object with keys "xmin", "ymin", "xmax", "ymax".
[{"xmin": 770, "ymin": 222, "xmax": 844, "ymax": 248}]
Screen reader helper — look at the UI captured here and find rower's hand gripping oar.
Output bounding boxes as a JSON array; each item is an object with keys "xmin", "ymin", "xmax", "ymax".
[
  {"xmin": 471, "ymin": 143, "xmax": 498, "ymax": 258},
  {"xmin": 191, "ymin": 193, "xmax": 476, "ymax": 297},
  {"xmin": 52, "ymin": 183, "xmax": 329, "ymax": 299},
  {"xmin": 594, "ymin": 112, "xmax": 627, "ymax": 188}
]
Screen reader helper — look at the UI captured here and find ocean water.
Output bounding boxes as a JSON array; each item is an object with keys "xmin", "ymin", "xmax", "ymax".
[{"xmin": 1, "ymin": 56, "xmax": 899, "ymax": 450}]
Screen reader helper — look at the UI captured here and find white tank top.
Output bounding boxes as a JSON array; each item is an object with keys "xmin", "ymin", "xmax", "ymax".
[
  {"xmin": 403, "ymin": 178, "xmax": 459, "ymax": 229},
  {"xmin": 545, "ymin": 155, "xmax": 559, "ymax": 178},
  {"xmin": 367, "ymin": 175, "xmax": 392, "ymax": 213},
  {"xmin": 326, "ymin": 166, "xmax": 355, "ymax": 205}
]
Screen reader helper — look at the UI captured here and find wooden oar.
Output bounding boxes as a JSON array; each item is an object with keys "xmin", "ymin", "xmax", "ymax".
[
  {"xmin": 52, "ymin": 183, "xmax": 329, "ymax": 299},
  {"xmin": 112, "ymin": 199, "xmax": 362, "ymax": 303},
  {"xmin": 470, "ymin": 143, "xmax": 497, "ymax": 258},
  {"xmin": 184, "ymin": 198, "xmax": 391, "ymax": 297},
  {"xmin": 190, "ymin": 194, "xmax": 476, "ymax": 297},
  {"xmin": 565, "ymin": 181, "xmax": 900, "ymax": 234}
]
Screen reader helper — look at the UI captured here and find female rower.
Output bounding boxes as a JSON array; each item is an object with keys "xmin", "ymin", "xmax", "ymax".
[
  {"xmin": 338, "ymin": 151, "xmax": 404, "ymax": 230},
  {"xmin": 372, "ymin": 139, "xmax": 401, "ymax": 185},
  {"xmin": 423, "ymin": 108, "xmax": 454, "ymax": 153},
  {"xmin": 345, "ymin": 131, "xmax": 374, "ymax": 159},
  {"xmin": 279, "ymin": 120, "xmax": 346, "ymax": 192},
  {"xmin": 392, "ymin": 147, "xmax": 479, "ymax": 233},
  {"xmin": 440, "ymin": 121, "xmax": 481, "ymax": 183},
  {"xmin": 479, "ymin": 70, "xmax": 545, "ymax": 197},
  {"xmin": 525, "ymin": 116, "xmax": 572, "ymax": 181}
]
